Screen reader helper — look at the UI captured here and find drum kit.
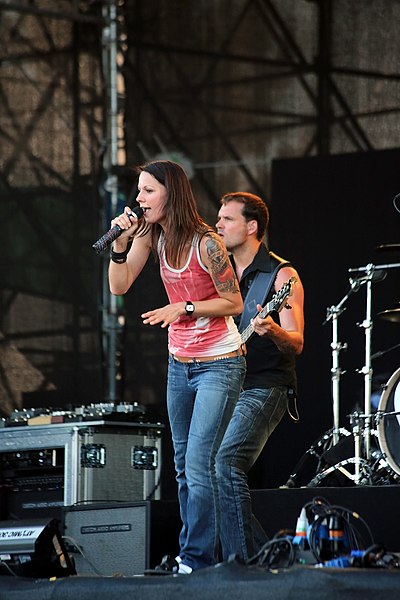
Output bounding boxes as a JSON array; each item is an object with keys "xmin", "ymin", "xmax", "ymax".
[{"xmin": 287, "ymin": 244, "xmax": 400, "ymax": 488}]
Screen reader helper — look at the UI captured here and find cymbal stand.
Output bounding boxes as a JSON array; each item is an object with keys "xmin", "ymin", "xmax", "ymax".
[
  {"xmin": 358, "ymin": 269, "xmax": 374, "ymax": 461},
  {"xmin": 324, "ymin": 282, "xmax": 361, "ymax": 445},
  {"xmin": 349, "ymin": 410, "xmax": 362, "ymax": 484},
  {"xmin": 348, "ymin": 262, "xmax": 400, "ymax": 463}
]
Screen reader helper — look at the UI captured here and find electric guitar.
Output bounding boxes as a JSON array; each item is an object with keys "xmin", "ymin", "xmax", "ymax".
[{"xmin": 240, "ymin": 276, "xmax": 297, "ymax": 344}]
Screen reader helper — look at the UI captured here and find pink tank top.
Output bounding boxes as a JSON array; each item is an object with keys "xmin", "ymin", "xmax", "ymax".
[{"xmin": 159, "ymin": 234, "xmax": 242, "ymax": 357}]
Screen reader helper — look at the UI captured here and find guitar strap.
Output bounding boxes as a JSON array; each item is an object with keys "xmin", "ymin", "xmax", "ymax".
[{"xmin": 238, "ymin": 251, "xmax": 290, "ymax": 333}]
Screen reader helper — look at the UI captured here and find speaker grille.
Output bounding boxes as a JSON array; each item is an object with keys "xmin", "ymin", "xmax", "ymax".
[{"xmin": 64, "ymin": 503, "xmax": 149, "ymax": 576}]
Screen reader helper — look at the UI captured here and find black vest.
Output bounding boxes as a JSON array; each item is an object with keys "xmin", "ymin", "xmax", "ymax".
[{"xmin": 234, "ymin": 245, "xmax": 297, "ymax": 391}]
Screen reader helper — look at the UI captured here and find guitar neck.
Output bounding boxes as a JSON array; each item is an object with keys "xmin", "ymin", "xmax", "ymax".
[
  {"xmin": 241, "ymin": 300, "xmax": 273, "ymax": 344},
  {"xmin": 239, "ymin": 276, "xmax": 295, "ymax": 345}
]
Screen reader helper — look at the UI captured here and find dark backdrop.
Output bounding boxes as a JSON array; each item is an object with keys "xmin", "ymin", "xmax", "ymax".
[
  {"xmin": 249, "ymin": 148, "xmax": 400, "ymax": 490},
  {"xmin": 122, "ymin": 149, "xmax": 400, "ymax": 496}
]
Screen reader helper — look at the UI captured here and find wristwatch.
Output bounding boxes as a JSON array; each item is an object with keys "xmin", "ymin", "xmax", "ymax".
[{"xmin": 185, "ymin": 301, "xmax": 195, "ymax": 316}]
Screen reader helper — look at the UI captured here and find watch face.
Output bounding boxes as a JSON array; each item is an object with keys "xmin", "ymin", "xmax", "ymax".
[{"xmin": 186, "ymin": 302, "xmax": 194, "ymax": 314}]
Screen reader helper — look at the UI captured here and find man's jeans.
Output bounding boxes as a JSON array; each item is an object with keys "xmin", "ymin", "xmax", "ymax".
[
  {"xmin": 167, "ymin": 354, "xmax": 246, "ymax": 571},
  {"xmin": 216, "ymin": 386, "xmax": 288, "ymax": 561}
]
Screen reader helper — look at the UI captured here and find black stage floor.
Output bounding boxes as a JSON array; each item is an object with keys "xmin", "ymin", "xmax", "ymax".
[
  {"xmin": 1, "ymin": 486, "xmax": 400, "ymax": 600},
  {"xmin": 1, "ymin": 561, "xmax": 400, "ymax": 600}
]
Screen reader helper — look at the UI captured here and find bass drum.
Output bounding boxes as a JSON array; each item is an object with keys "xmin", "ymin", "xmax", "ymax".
[{"xmin": 377, "ymin": 368, "xmax": 400, "ymax": 477}]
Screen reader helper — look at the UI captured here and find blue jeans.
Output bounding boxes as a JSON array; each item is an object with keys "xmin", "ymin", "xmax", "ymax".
[
  {"xmin": 167, "ymin": 354, "xmax": 246, "ymax": 571},
  {"xmin": 216, "ymin": 386, "xmax": 288, "ymax": 561}
]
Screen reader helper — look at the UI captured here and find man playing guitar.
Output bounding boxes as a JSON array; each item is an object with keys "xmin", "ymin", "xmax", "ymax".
[{"xmin": 215, "ymin": 191, "xmax": 305, "ymax": 562}]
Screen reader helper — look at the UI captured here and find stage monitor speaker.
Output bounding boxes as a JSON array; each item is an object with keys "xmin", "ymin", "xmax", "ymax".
[
  {"xmin": 63, "ymin": 501, "xmax": 180, "ymax": 576},
  {"xmin": 0, "ymin": 518, "xmax": 76, "ymax": 578}
]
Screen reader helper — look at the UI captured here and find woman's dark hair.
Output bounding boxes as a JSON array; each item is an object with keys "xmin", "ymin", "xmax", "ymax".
[{"xmin": 136, "ymin": 160, "xmax": 209, "ymax": 267}]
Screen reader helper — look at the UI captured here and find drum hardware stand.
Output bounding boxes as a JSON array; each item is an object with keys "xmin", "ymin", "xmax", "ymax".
[
  {"xmin": 375, "ymin": 409, "xmax": 400, "ymax": 421},
  {"xmin": 310, "ymin": 410, "xmax": 379, "ymax": 487},
  {"xmin": 354, "ymin": 267, "xmax": 375, "ymax": 462},
  {"xmin": 307, "ymin": 457, "xmax": 373, "ymax": 487},
  {"xmin": 348, "ymin": 410, "xmax": 361, "ymax": 484},
  {"xmin": 294, "ymin": 262, "xmax": 399, "ymax": 489},
  {"xmin": 347, "ymin": 409, "xmax": 379, "ymax": 485},
  {"xmin": 371, "ymin": 342, "xmax": 400, "ymax": 362},
  {"xmin": 348, "ymin": 262, "xmax": 399, "ymax": 463},
  {"xmin": 306, "ymin": 412, "xmax": 372, "ymax": 486},
  {"xmin": 324, "ymin": 281, "xmax": 362, "ymax": 446},
  {"xmin": 283, "ymin": 427, "xmax": 352, "ymax": 488},
  {"xmin": 309, "ymin": 264, "xmax": 394, "ymax": 487},
  {"xmin": 304, "ymin": 278, "xmax": 374, "ymax": 488}
]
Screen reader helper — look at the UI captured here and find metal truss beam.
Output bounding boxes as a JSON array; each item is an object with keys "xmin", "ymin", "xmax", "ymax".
[
  {"xmin": 124, "ymin": 0, "xmax": 400, "ymax": 181},
  {"xmin": 0, "ymin": 0, "xmax": 103, "ymax": 24}
]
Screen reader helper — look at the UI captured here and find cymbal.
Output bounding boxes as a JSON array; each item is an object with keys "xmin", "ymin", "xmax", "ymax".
[
  {"xmin": 376, "ymin": 243, "xmax": 400, "ymax": 252},
  {"xmin": 378, "ymin": 308, "xmax": 400, "ymax": 323}
]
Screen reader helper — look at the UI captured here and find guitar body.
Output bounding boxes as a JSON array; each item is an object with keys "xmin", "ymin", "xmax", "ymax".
[{"xmin": 241, "ymin": 276, "xmax": 297, "ymax": 344}]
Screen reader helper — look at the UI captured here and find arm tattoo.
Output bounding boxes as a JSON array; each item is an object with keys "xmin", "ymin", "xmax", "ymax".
[
  {"xmin": 274, "ymin": 336, "xmax": 297, "ymax": 355},
  {"xmin": 204, "ymin": 235, "xmax": 240, "ymax": 293}
]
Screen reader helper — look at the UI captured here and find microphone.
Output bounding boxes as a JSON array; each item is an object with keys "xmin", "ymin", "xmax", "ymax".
[{"xmin": 92, "ymin": 206, "xmax": 144, "ymax": 254}]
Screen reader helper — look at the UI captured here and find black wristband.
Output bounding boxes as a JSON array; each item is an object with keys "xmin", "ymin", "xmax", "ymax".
[{"xmin": 111, "ymin": 241, "xmax": 132, "ymax": 264}]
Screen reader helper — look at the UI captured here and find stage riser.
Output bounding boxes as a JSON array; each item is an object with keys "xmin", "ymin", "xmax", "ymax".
[
  {"xmin": 62, "ymin": 486, "xmax": 400, "ymax": 577},
  {"xmin": 3, "ymin": 486, "xmax": 396, "ymax": 579},
  {"xmin": 251, "ymin": 486, "xmax": 400, "ymax": 551}
]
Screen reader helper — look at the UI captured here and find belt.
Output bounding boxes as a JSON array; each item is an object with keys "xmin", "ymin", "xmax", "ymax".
[{"xmin": 170, "ymin": 346, "xmax": 246, "ymax": 364}]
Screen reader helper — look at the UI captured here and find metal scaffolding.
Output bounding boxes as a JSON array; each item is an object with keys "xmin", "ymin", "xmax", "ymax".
[
  {"xmin": 99, "ymin": 0, "xmax": 127, "ymax": 402},
  {"xmin": 0, "ymin": 1, "xmax": 106, "ymax": 410},
  {"xmin": 1, "ymin": 0, "xmax": 400, "ymax": 411}
]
